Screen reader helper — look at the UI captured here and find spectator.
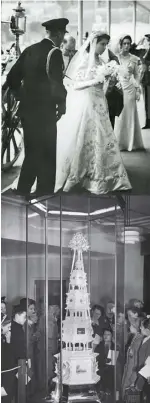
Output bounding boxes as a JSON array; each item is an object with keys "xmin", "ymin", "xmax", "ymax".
[
  {"xmin": 122, "ymin": 318, "xmax": 143, "ymax": 400},
  {"xmin": 1, "ymin": 319, "xmax": 14, "ymax": 403}
]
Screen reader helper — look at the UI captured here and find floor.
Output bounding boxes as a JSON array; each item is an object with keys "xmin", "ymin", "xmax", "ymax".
[{"xmin": 1, "ymin": 129, "xmax": 150, "ymax": 196}]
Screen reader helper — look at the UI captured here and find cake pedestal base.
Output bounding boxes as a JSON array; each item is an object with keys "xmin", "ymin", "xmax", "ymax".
[{"xmin": 62, "ymin": 384, "xmax": 101, "ymax": 403}]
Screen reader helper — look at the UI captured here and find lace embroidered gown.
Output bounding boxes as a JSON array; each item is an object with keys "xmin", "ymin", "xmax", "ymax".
[
  {"xmin": 115, "ymin": 54, "xmax": 144, "ymax": 151},
  {"xmin": 54, "ymin": 55, "xmax": 132, "ymax": 194}
]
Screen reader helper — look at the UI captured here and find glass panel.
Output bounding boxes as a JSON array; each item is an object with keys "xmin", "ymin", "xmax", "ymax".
[
  {"xmin": 26, "ymin": 201, "xmax": 47, "ymax": 400},
  {"xmin": 89, "ymin": 196, "xmax": 116, "ymax": 402},
  {"xmin": 115, "ymin": 201, "xmax": 125, "ymax": 403},
  {"xmin": 110, "ymin": 1, "xmax": 134, "ymax": 43},
  {"xmin": 1, "ymin": 196, "xmax": 27, "ymax": 402},
  {"xmin": 136, "ymin": 3, "xmax": 150, "ymax": 42},
  {"xmin": 1, "ymin": 194, "xmax": 126, "ymax": 402},
  {"xmin": 83, "ymin": 0, "xmax": 107, "ymax": 37}
]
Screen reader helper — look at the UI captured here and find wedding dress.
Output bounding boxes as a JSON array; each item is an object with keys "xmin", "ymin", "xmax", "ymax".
[
  {"xmin": 55, "ymin": 36, "xmax": 131, "ymax": 194},
  {"xmin": 115, "ymin": 53, "xmax": 144, "ymax": 151}
]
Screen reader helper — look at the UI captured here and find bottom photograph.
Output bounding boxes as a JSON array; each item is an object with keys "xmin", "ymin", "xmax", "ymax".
[{"xmin": 1, "ymin": 194, "xmax": 150, "ymax": 403}]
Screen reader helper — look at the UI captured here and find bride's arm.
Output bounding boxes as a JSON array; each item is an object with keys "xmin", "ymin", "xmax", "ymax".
[
  {"xmin": 73, "ymin": 61, "xmax": 101, "ymax": 90},
  {"xmin": 74, "ymin": 77, "xmax": 100, "ymax": 90}
]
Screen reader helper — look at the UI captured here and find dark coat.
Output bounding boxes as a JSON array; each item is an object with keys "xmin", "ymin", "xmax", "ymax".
[
  {"xmin": 106, "ymin": 49, "xmax": 124, "ymax": 128},
  {"xmin": 136, "ymin": 338, "xmax": 150, "ymax": 391},
  {"xmin": 6, "ymin": 38, "xmax": 67, "ymax": 195},
  {"xmin": 1, "ymin": 339, "xmax": 15, "ymax": 399},
  {"xmin": 11, "ymin": 321, "xmax": 26, "ymax": 366},
  {"xmin": 6, "ymin": 38, "xmax": 66, "ymax": 120}
]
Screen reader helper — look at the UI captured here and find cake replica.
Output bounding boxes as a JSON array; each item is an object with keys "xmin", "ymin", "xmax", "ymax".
[{"xmin": 52, "ymin": 233, "xmax": 100, "ymax": 393}]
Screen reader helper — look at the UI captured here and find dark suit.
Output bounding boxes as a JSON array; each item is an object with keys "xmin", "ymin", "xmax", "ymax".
[
  {"xmin": 6, "ymin": 38, "xmax": 66, "ymax": 195},
  {"xmin": 136, "ymin": 338, "xmax": 150, "ymax": 396},
  {"xmin": 1, "ymin": 339, "xmax": 15, "ymax": 403},
  {"xmin": 106, "ymin": 49, "xmax": 124, "ymax": 129},
  {"xmin": 142, "ymin": 49, "xmax": 150, "ymax": 128}
]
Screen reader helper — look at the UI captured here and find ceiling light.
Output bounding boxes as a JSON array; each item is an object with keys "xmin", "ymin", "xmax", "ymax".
[
  {"xmin": 48, "ymin": 206, "xmax": 120, "ymax": 217},
  {"xmin": 121, "ymin": 226, "xmax": 145, "ymax": 244}
]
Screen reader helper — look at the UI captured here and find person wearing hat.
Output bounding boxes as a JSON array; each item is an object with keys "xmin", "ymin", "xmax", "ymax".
[
  {"xmin": 141, "ymin": 34, "xmax": 150, "ymax": 129},
  {"xmin": 5, "ymin": 18, "xmax": 69, "ymax": 198}
]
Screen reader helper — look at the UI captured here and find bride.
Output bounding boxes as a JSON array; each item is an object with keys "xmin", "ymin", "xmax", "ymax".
[{"xmin": 55, "ymin": 27, "xmax": 132, "ymax": 194}]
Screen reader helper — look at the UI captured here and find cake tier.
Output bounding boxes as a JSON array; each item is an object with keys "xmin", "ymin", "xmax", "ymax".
[
  {"xmin": 66, "ymin": 290, "xmax": 90, "ymax": 310},
  {"xmin": 70, "ymin": 269, "xmax": 87, "ymax": 287},
  {"xmin": 62, "ymin": 320, "xmax": 93, "ymax": 343},
  {"xmin": 53, "ymin": 351, "xmax": 100, "ymax": 385}
]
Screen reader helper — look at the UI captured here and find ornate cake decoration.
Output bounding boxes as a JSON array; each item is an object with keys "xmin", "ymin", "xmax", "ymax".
[{"xmin": 51, "ymin": 232, "xmax": 100, "ymax": 401}]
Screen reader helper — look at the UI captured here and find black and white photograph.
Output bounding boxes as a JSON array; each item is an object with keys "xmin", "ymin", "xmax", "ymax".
[
  {"xmin": 1, "ymin": 193, "xmax": 150, "ymax": 403},
  {"xmin": 1, "ymin": 0, "xmax": 150, "ymax": 198},
  {"xmin": 1, "ymin": 1, "xmax": 150, "ymax": 403}
]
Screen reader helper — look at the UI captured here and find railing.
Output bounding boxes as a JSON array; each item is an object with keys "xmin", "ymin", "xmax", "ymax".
[{"xmin": 1, "ymin": 359, "xmax": 27, "ymax": 403}]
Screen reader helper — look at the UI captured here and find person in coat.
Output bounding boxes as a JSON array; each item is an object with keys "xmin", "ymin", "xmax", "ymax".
[
  {"xmin": 141, "ymin": 34, "xmax": 150, "ymax": 129},
  {"xmin": 135, "ymin": 318, "xmax": 150, "ymax": 401},
  {"xmin": 5, "ymin": 18, "xmax": 68, "ymax": 198},
  {"xmin": 1, "ymin": 319, "xmax": 14, "ymax": 403},
  {"xmin": 104, "ymin": 48, "xmax": 124, "ymax": 129}
]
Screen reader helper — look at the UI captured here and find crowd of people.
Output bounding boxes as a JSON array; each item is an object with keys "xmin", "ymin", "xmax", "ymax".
[
  {"xmin": 2, "ymin": 17, "xmax": 150, "ymax": 198},
  {"xmin": 1, "ymin": 296, "xmax": 150, "ymax": 402}
]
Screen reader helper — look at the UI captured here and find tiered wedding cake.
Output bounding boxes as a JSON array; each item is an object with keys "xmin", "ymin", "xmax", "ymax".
[{"xmin": 53, "ymin": 233, "xmax": 100, "ymax": 389}]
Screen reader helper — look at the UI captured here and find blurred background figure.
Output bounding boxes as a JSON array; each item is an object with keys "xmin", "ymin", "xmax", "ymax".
[
  {"xmin": 141, "ymin": 34, "xmax": 150, "ymax": 129},
  {"xmin": 1, "ymin": 319, "xmax": 14, "ymax": 403},
  {"xmin": 62, "ymin": 33, "xmax": 77, "ymax": 73},
  {"xmin": 1, "ymin": 297, "xmax": 9, "ymax": 325}
]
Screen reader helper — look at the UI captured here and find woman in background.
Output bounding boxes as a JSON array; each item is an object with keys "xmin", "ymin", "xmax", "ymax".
[
  {"xmin": 135, "ymin": 318, "xmax": 150, "ymax": 401},
  {"xmin": 121, "ymin": 318, "xmax": 143, "ymax": 400},
  {"xmin": 1, "ymin": 319, "xmax": 14, "ymax": 403},
  {"xmin": 115, "ymin": 35, "xmax": 144, "ymax": 152}
]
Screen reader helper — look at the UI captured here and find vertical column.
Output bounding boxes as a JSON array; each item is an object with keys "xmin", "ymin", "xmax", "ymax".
[
  {"xmin": 78, "ymin": 0, "xmax": 83, "ymax": 48},
  {"xmin": 133, "ymin": 1, "xmax": 136, "ymax": 43},
  {"xmin": 106, "ymin": 0, "xmax": 111, "ymax": 34},
  {"xmin": 45, "ymin": 201, "xmax": 49, "ymax": 395},
  {"xmin": 59, "ymin": 196, "xmax": 63, "ymax": 400}
]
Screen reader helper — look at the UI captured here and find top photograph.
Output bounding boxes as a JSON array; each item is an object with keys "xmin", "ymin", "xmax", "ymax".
[{"xmin": 1, "ymin": 0, "xmax": 150, "ymax": 199}]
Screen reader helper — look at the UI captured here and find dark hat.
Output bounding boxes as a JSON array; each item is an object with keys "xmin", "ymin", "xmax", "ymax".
[
  {"xmin": 42, "ymin": 18, "xmax": 69, "ymax": 33},
  {"xmin": 145, "ymin": 34, "xmax": 150, "ymax": 40},
  {"xmin": 13, "ymin": 304, "xmax": 26, "ymax": 315}
]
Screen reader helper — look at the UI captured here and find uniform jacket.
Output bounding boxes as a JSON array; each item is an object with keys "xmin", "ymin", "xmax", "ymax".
[{"xmin": 6, "ymin": 38, "xmax": 66, "ymax": 118}]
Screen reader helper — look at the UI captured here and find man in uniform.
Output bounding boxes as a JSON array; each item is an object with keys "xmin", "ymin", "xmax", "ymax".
[{"xmin": 5, "ymin": 18, "xmax": 69, "ymax": 197}]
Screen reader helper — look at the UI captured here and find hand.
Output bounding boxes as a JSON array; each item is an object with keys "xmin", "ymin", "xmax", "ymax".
[
  {"xmin": 147, "ymin": 377, "xmax": 150, "ymax": 384},
  {"xmin": 128, "ymin": 65, "xmax": 133, "ymax": 74},
  {"xmin": 136, "ymin": 91, "xmax": 141, "ymax": 101},
  {"xmin": 116, "ymin": 82, "xmax": 122, "ymax": 90},
  {"xmin": 56, "ymin": 103, "xmax": 66, "ymax": 121}
]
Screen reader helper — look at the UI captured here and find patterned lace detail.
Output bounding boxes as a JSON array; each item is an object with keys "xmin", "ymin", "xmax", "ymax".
[{"xmin": 55, "ymin": 56, "xmax": 131, "ymax": 194}]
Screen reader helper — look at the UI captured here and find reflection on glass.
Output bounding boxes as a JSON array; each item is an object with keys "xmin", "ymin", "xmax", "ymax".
[
  {"xmin": 111, "ymin": 1, "xmax": 134, "ymax": 42},
  {"xmin": 136, "ymin": 3, "xmax": 150, "ymax": 42}
]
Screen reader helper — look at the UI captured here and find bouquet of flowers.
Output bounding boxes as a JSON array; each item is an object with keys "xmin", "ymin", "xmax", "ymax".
[{"xmin": 95, "ymin": 60, "xmax": 122, "ymax": 95}]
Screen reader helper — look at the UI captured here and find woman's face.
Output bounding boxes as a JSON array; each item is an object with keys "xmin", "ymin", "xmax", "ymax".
[
  {"xmin": 93, "ymin": 308, "xmax": 101, "ymax": 321},
  {"xmin": 95, "ymin": 38, "xmax": 109, "ymax": 55},
  {"xmin": 1, "ymin": 303, "xmax": 6, "ymax": 315},
  {"xmin": 28, "ymin": 304, "xmax": 35, "ymax": 317},
  {"xmin": 2, "ymin": 323, "xmax": 11, "ymax": 343},
  {"xmin": 122, "ymin": 38, "xmax": 131, "ymax": 53},
  {"xmin": 104, "ymin": 330, "xmax": 112, "ymax": 343},
  {"xmin": 141, "ymin": 324, "xmax": 150, "ymax": 337}
]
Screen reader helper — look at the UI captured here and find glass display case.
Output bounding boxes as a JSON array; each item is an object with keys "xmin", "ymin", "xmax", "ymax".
[{"xmin": 1, "ymin": 194, "xmax": 126, "ymax": 403}]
